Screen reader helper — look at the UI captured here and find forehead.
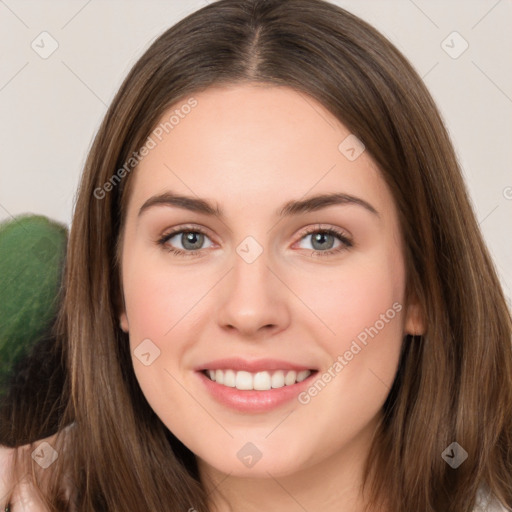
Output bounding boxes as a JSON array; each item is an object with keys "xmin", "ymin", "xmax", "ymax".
[{"xmin": 126, "ymin": 84, "xmax": 391, "ymax": 220}]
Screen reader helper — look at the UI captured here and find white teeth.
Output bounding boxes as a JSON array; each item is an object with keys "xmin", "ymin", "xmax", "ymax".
[
  {"xmin": 285, "ymin": 371, "xmax": 297, "ymax": 386},
  {"xmin": 296, "ymin": 370, "xmax": 310, "ymax": 382},
  {"xmin": 235, "ymin": 371, "xmax": 253, "ymax": 390},
  {"xmin": 271, "ymin": 370, "xmax": 285, "ymax": 388},
  {"xmin": 223, "ymin": 369, "xmax": 236, "ymax": 387},
  {"xmin": 205, "ymin": 369, "xmax": 312, "ymax": 390},
  {"xmin": 253, "ymin": 371, "xmax": 271, "ymax": 391}
]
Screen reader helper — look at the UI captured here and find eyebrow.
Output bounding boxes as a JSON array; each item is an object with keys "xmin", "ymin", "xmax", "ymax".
[{"xmin": 138, "ymin": 191, "xmax": 380, "ymax": 219}]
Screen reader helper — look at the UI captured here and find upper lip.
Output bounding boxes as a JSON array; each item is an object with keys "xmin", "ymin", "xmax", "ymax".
[{"xmin": 196, "ymin": 358, "xmax": 317, "ymax": 373}]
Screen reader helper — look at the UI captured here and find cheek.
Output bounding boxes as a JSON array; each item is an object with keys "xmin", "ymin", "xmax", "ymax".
[
  {"xmin": 295, "ymin": 245, "xmax": 405, "ymax": 350},
  {"xmin": 289, "ymin": 250, "xmax": 405, "ymax": 457},
  {"xmin": 123, "ymin": 259, "xmax": 194, "ymax": 423},
  {"xmin": 293, "ymin": 243, "xmax": 406, "ymax": 417},
  {"xmin": 123, "ymin": 258, "xmax": 204, "ymax": 341},
  {"xmin": 122, "ymin": 254, "xmax": 211, "ymax": 403}
]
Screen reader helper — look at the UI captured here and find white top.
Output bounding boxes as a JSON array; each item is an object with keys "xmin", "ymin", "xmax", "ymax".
[{"xmin": 474, "ymin": 486, "xmax": 510, "ymax": 511}]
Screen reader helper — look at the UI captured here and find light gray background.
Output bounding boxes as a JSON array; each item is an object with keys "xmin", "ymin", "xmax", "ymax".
[{"xmin": 0, "ymin": 0, "xmax": 511, "ymax": 301}]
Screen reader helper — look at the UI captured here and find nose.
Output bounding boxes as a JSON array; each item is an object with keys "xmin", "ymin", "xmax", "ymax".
[{"xmin": 216, "ymin": 244, "xmax": 290, "ymax": 338}]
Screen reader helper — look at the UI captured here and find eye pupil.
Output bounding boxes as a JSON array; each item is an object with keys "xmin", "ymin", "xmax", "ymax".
[
  {"xmin": 312, "ymin": 232, "xmax": 334, "ymax": 250},
  {"xmin": 183, "ymin": 232, "xmax": 204, "ymax": 250}
]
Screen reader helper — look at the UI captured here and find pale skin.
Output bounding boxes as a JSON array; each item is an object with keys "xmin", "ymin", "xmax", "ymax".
[
  {"xmin": 1, "ymin": 84, "xmax": 424, "ymax": 511},
  {"xmin": 1, "ymin": 433, "xmax": 59, "ymax": 511},
  {"xmin": 119, "ymin": 84, "xmax": 424, "ymax": 512}
]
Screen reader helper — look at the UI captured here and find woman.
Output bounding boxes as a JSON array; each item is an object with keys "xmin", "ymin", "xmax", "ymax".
[{"xmin": 2, "ymin": 0, "xmax": 511, "ymax": 510}]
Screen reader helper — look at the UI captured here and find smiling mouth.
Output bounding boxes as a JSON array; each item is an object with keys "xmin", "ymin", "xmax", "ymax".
[{"xmin": 202, "ymin": 368, "xmax": 318, "ymax": 391}]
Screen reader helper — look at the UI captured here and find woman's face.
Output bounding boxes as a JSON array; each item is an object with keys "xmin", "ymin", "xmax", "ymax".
[{"xmin": 119, "ymin": 84, "xmax": 422, "ymax": 479}]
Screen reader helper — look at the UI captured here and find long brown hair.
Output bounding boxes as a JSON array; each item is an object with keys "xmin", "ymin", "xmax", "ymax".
[{"xmin": 14, "ymin": 0, "xmax": 512, "ymax": 510}]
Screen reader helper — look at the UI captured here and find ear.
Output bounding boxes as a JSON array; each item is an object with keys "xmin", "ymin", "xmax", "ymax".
[
  {"xmin": 118, "ymin": 284, "xmax": 129, "ymax": 332},
  {"xmin": 119, "ymin": 310, "xmax": 129, "ymax": 333},
  {"xmin": 404, "ymin": 292, "xmax": 426, "ymax": 336}
]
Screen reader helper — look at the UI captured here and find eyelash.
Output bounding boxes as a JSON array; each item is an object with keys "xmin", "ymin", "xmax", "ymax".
[{"xmin": 156, "ymin": 225, "xmax": 353, "ymax": 258}]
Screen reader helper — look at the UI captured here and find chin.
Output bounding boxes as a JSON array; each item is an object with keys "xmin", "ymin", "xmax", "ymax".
[{"xmin": 200, "ymin": 449, "xmax": 310, "ymax": 479}]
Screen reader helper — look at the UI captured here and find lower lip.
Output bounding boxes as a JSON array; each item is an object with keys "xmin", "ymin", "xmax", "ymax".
[{"xmin": 196, "ymin": 370, "xmax": 317, "ymax": 413}]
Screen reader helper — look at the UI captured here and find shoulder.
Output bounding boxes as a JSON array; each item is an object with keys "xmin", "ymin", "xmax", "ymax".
[
  {"xmin": 1, "ymin": 443, "xmax": 49, "ymax": 511},
  {"xmin": 0, "ymin": 426, "xmax": 74, "ymax": 512}
]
